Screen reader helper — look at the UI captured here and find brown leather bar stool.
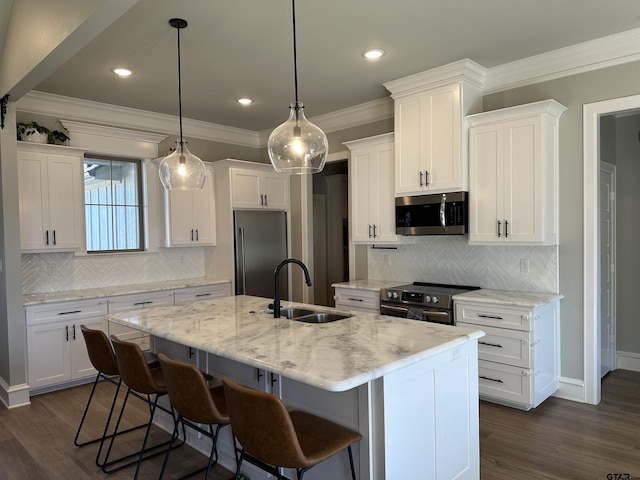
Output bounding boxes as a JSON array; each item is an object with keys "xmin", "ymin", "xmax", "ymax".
[
  {"xmin": 222, "ymin": 377, "xmax": 362, "ymax": 480},
  {"xmin": 104, "ymin": 335, "xmax": 184, "ymax": 478},
  {"xmin": 74, "ymin": 325, "xmax": 159, "ymax": 467},
  {"xmin": 157, "ymin": 353, "xmax": 230, "ymax": 480}
]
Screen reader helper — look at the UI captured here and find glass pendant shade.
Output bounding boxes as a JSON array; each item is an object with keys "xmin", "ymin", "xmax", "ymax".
[
  {"xmin": 158, "ymin": 142, "xmax": 206, "ymax": 190},
  {"xmin": 268, "ymin": 103, "xmax": 328, "ymax": 174}
]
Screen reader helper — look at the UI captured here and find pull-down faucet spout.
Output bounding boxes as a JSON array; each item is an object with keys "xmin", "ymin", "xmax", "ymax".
[{"xmin": 273, "ymin": 259, "xmax": 312, "ymax": 318}]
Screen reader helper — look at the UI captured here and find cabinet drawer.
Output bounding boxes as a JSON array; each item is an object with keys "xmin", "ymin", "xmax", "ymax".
[
  {"xmin": 26, "ymin": 299, "xmax": 108, "ymax": 326},
  {"xmin": 458, "ymin": 322, "xmax": 532, "ymax": 368},
  {"xmin": 333, "ymin": 289, "xmax": 379, "ymax": 312},
  {"xmin": 478, "ymin": 360, "xmax": 532, "ymax": 407},
  {"xmin": 107, "ymin": 291, "xmax": 173, "ymax": 313},
  {"xmin": 455, "ymin": 303, "xmax": 533, "ymax": 331},
  {"xmin": 173, "ymin": 283, "xmax": 231, "ymax": 305}
]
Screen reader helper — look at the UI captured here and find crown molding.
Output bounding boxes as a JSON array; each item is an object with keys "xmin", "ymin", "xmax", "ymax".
[
  {"xmin": 16, "ymin": 91, "xmax": 261, "ymax": 148},
  {"xmin": 484, "ymin": 27, "xmax": 640, "ymax": 93}
]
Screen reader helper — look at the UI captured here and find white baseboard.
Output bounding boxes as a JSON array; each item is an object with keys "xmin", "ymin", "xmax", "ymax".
[
  {"xmin": 616, "ymin": 351, "xmax": 640, "ymax": 371},
  {"xmin": 0, "ymin": 377, "xmax": 31, "ymax": 409},
  {"xmin": 553, "ymin": 376, "xmax": 585, "ymax": 403}
]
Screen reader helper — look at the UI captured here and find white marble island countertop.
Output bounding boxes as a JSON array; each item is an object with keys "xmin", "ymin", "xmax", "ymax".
[
  {"xmin": 107, "ymin": 295, "xmax": 484, "ymax": 392},
  {"xmin": 453, "ymin": 289, "xmax": 563, "ymax": 308}
]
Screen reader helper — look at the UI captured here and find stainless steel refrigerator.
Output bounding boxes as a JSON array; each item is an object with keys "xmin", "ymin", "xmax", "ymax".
[{"xmin": 234, "ymin": 210, "xmax": 288, "ymax": 299}]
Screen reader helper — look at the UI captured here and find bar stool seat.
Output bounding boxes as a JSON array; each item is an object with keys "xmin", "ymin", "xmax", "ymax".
[
  {"xmin": 222, "ymin": 377, "xmax": 362, "ymax": 480},
  {"xmin": 157, "ymin": 353, "xmax": 230, "ymax": 480},
  {"xmin": 74, "ymin": 325, "xmax": 159, "ymax": 467}
]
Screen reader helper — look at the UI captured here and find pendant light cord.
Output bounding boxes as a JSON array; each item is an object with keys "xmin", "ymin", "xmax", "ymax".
[
  {"xmin": 291, "ymin": 0, "xmax": 300, "ymax": 120},
  {"xmin": 176, "ymin": 24, "xmax": 185, "ymax": 148}
]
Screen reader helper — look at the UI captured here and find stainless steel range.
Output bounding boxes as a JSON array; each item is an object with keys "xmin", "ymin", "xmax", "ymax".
[{"xmin": 380, "ymin": 282, "xmax": 480, "ymax": 325}]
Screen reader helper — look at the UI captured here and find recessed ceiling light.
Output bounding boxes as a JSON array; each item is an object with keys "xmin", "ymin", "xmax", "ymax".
[
  {"xmin": 362, "ymin": 49, "xmax": 386, "ymax": 60},
  {"xmin": 112, "ymin": 68, "xmax": 134, "ymax": 77},
  {"xmin": 237, "ymin": 98, "xmax": 253, "ymax": 105}
]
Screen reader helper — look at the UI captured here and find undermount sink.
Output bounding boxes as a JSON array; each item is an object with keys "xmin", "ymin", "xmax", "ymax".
[
  {"xmin": 277, "ymin": 306, "xmax": 352, "ymax": 323},
  {"xmin": 279, "ymin": 307, "xmax": 316, "ymax": 319},
  {"xmin": 293, "ymin": 312, "xmax": 352, "ymax": 323}
]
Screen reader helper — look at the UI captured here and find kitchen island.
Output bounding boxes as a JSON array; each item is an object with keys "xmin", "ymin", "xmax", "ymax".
[{"xmin": 107, "ymin": 294, "xmax": 484, "ymax": 479}]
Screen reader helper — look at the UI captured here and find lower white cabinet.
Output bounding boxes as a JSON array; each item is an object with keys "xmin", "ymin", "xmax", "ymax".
[
  {"xmin": 26, "ymin": 299, "xmax": 108, "ymax": 390},
  {"xmin": 455, "ymin": 299, "xmax": 559, "ymax": 410},
  {"xmin": 173, "ymin": 282, "xmax": 231, "ymax": 305},
  {"xmin": 334, "ymin": 287, "xmax": 380, "ymax": 314}
]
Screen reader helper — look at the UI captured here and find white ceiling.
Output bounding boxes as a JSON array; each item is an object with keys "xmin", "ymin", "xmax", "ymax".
[{"xmin": 14, "ymin": 0, "xmax": 640, "ymax": 131}]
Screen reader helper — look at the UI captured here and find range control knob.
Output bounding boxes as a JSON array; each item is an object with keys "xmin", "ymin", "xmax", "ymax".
[
  {"xmin": 392, "ymin": 291, "xmax": 399, "ymax": 299},
  {"xmin": 431, "ymin": 296, "xmax": 439, "ymax": 304},
  {"xmin": 386, "ymin": 291, "xmax": 393, "ymax": 298},
  {"xmin": 424, "ymin": 295, "xmax": 432, "ymax": 303}
]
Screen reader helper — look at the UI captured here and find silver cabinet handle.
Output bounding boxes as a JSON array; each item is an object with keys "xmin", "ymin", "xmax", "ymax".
[
  {"xmin": 373, "ymin": 224, "xmax": 377, "ymax": 238},
  {"xmin": 58, "ymin": 310, "xmax": 81, "ymax": 315},
  {"xmin": 478, "ymin": 314, "xmax": 503, "ymax": 320},
  {"xmin": 497, "ymin": 220, "xmax": 501, "ymax": 238},
  {"xmin": 424, "ymin": 170, "xmax": 429, "ymax": 187},
  {"xmin": 368, "ymin": 225, "xmax": 372, "ymax": 238},
  {"xmin": 505, "ymin": 220, "xmax": 509, "ymax": 238},
  {"xmin": 65, "ymin": 325, "xmax": 69, "ymax": 342},
  {"xmin": 264, "ymin": 194, "xmax": 268, "ymax": 207},
  {"xmin": 478, "ymin": 341, "xmax": 502, "ymax": 348},
  {"xmin": 53, "ymin": 230, "xmax": 56, "ymax": 245},
  {"xmin": 419, "ymin": 171, "xmax": 423, "ymax": 187},
  {"xmin": 195, "ymin": 229, "xmax": 199, "ymax": 241},
  {"xmin": 480, "ymin": 375, "xmax": 504, "ymax": 383},
  {"xmin": 190, "ymin": 229, "xmax": 194, "ymax": 241},
  {"xmin": 45, "ymin": 230, "xmax": 49, "ymax": 245},
  {"xmin": 347, "ymin": 297, "xmax": 364, "ymax": 302}
]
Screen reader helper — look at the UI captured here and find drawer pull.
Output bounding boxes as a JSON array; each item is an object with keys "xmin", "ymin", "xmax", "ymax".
[
  {"xmin": 480, "ymin": 375, "xmax": 504, "ymax": 383},
  {"xmin": 58, "ymin": 310, "xmax": 81, "ymax": 315},
  {"xmin": 133, "ymin": 301, "xmax": 153, "ymax": 306},
  {"xmin": 347, "ymin": 297, "xmax": 364, "ymax": 302},
  {"xmin": 72, "ymin": 324, "xmax": 76, "ymax": 340},
  {"xmin": 65, "ymin": 325, "xmax": 69, "ymax": 341},
  {"xmin": 478, "ymin": 314, "xmax": 503, "ymax": 320},
  {"xmin": 196, "ymin": 293, "xmax": 212, "ymax": 297},
  {"xmin": 479, "ymin": 341, "xmax": 503, "ymax": 348}
]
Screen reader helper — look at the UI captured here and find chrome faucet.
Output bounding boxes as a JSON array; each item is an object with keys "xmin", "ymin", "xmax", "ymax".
[{"xmin": 273, "ymin": 259, "xmax": 312, "ymax": 318}]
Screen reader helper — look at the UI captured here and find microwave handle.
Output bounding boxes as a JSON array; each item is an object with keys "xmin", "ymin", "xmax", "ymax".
[{"xmin": 440, "ymin": 194, "xmax": 447, "ymax": 232}]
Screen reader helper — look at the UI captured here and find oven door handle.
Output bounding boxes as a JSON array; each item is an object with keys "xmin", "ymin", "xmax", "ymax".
[
  {"xmin": 440, "ymin": 193, "xmax": 447, "ymax": 232},
  {"xmin": 380, "ymin": 304, "xmax": 409, "ymax": 316}
]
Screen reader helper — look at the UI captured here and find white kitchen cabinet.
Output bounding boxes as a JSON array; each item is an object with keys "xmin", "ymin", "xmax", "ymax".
[
  {"xmin": 455, "ymin": 298, "xmax": 560, "ymax": 410},
  {"xmin": 467, "ymin": 100, "xmax": 566, "ymax": 245},
  {"xmin": 334, "ymin": 287, "xmax": 380, "ymax": 314},
  {"xmin": 230, "ymin": 166, "xmax": 289, "ymax": 210},
  {"xmin": 345, "ymin": 133, "xmax": 399, "ymax": 244},
  {"xmin": 18, "ymin": 142, "xmax": 85, "ymax": 251},
  {"xmin": 384, "ymin": 61, "xmax": 484, "ymax": 196},
  {"xmin": 163, "ymin": 163, "xmax": 216, "ymax": 246},
  {"xmin": 26, "ymin": 299, "xmax": 108, "ymax": 391},
  {"xmin": 107, "ymin": 290, "xmax": 173, "ymax": 350},
  {"xmin": 173, "ymin": 282, "xmax": 231, "ymax": 305}
]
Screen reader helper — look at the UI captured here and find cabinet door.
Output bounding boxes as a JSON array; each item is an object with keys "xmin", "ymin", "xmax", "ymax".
[
  {"xmin": 231, "ymin": 169, "xmax": 262, "ymax": 208},
  {"xmin": 27, "ymin": 322, "xmax": 71, "ymax": 388},
  {"xmin": 351, "ymin": 150, "xmax": 374, "ymax": 242},
  {"xmin": 469, "ymin": 123, "xmax": 504, "ymax": 243},
  {"xmin": 262, "ymin": 172, "xmax": 289, "ymax": 210},
  {"xmin": 426, "ymin": 84, "xmax": 461, "ymax": 192},
  {"xmin": 372, "ymin": 146, "xmax": 398, "ymax": 242},
  {"xmin": 167, "ymin": 189, "xmax": 195, "ymax": 246},
  {"xmin": 18, "ymin": 152, "xmax": 49, "ymax": 250},
  {"xmin": 47, "ymin": 154, "xmax": 83, "ymax": 250},
  {"xmin": 191, "ymin": 167, "xmax": 216, "ymax": 245},
  {"xmin": 504, "ymin": 117, "xmax": 544, "ymax": 243},
  {"xmin": 394, "ymin": 93, "xmax": 424, "ymax": 195}
]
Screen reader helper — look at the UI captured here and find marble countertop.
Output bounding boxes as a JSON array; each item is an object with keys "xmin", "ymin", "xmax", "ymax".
[
  {"xmin": 453, "ymin": 289, "xmax": 563, "ymax": 308},
  {"xmin": 23, "ymin": 279, "xmax": 232, "ymax": 306},
  {"xmin": 331, "ymin": 279, "xmax": 405, "ymax": 292},
  {"xmin": 107, "ymin": 295, "xmax": 484, "ymax": 392}
]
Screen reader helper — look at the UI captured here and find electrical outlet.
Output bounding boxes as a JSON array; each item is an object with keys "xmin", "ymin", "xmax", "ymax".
[
  {"xmin": 47, "ymin": 263, "xmax": 56, "ymax": 275},
  {"xmin": 520, "ymin": 259, "xmax": 530, "ymax": 273}
]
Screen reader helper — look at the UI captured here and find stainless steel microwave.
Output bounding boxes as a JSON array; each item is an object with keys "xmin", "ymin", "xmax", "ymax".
[{"xmin": 395, "ymin": 192, "xmax": 468, "ymax": 235}]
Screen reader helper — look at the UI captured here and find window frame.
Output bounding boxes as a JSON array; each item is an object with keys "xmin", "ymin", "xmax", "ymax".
[{"xmin": 83, "ymin": 154, "xmax": 145, "ymax": 254}]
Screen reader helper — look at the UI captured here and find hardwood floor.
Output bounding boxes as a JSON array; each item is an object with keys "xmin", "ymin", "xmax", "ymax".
[
  {"xmin": 480, "ymin": 369, "xmax": 640, "ymax": 479},
  {"xmin": 1, "ymin": 370, "xmax": 640, "ymax": 479}
]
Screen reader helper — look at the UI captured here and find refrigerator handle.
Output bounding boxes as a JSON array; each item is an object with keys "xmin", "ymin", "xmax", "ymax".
[{"xmin": 238, "ymin": 227, "xmax": 247, "ymax": 294}]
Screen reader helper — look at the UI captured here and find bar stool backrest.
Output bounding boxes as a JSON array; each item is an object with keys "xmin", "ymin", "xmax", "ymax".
[
  {"xmin": 81, "ymin": 325, "xmax": 119, "ymax": 376},
  {"xmin": 222, "ymin": 377, "xmax": 306, "ymax": 468},
  {"xmin": 110, "ymin": 335, "xmax": 164, "ymax": 395},
  {"xmin": 158, "ymin": 353, "xmax": 228, "ymax": 425}
]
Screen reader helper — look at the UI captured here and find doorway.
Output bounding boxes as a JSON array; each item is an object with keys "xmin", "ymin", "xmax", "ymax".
[{"xmin": 312, "ymin": 160, "xmax": 349, "ymax": 306}]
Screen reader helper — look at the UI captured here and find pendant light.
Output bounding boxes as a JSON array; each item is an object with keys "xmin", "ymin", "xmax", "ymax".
[
  {"xmin": 267, "ymin": 0, "xmax": 328, "ymax": 175},
  {"xmin": 159, "ymin": 18, "xmax": 206, "ymax": 190}
]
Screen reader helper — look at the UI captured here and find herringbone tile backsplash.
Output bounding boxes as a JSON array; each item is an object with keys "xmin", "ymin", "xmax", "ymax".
[
  {"xmin": 22, "ymin": 248, "xmax": 205, "ymax": 293},
  {"xmin": 368, "ymin": 237, "xmax": 558, "ymax": 293}
]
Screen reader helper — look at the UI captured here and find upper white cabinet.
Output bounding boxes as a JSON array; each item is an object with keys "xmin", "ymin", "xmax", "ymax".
[
  {"xmin": 467, "ymin": 100, "xmax": 566, "ymax": 245},
  {"xmin": 163, "ymin": 163, "xmax": 216, "ymax": 246},
  {"xmin": 230, "ymin": 166, "xmax": 289, "ymax": 210},
  {"xmin": 344, "ymin": 133, "xmax": 399, "ymax": 244},
  {"xmin": 18, "ymin": 142, "xmax": 86, "ymax": 251},
  {"xmin": 384, "ymin": 60, "xmax": 484, "ymax": 196}
]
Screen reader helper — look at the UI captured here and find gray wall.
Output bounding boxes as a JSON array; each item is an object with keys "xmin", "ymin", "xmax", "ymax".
[
  {"xmin": 484, "ymin": 59, "xmax": 640, "ymax": 380},
  {"xmin": 613, "ymin": 115, "xmax": 640, "ymax": 354}
]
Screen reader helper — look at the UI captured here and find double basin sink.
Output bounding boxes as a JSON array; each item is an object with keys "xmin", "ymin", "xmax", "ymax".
[{"xmin": 277, "ymin": 306, "xmax": 352, "ymax": 324}]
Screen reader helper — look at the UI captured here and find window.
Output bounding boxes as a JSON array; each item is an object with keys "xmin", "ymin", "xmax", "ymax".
[{"xmin": 84, "ymin": 156, "xmax": 144, "ymax": 253}]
